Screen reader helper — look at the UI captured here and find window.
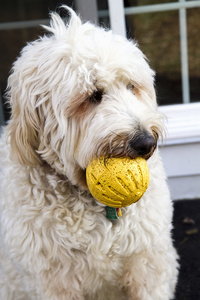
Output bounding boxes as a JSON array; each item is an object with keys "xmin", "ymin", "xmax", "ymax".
[
  {"xmin": 0, "ymin": 0, "xmax": 73, "ymax": 124},
  {"xmin": 99, "ymin": 0, "xmax": 200, "ymax": 106}
]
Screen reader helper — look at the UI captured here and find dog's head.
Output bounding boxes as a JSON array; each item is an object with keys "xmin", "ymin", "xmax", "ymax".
[{"xmin": 6, "ymin": 6, "xmax": 164, "ymax": 188}]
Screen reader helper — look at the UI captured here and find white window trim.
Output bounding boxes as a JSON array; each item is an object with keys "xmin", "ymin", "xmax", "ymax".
[
  {"xmin": 159, "ymin": 102, "xmax": 200, "ymax": 146},
  {"xmin": 107, "ymin": 0, "xmax": 126, "ymax": 37},
  {"xmin": 158, "ymin": 102, "xmax": 200, "ymax": 200}
]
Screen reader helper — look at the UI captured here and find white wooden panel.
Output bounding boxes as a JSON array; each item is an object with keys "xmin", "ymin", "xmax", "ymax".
[
  {"xmin": 159, "ymin": 102, "xmax": 200, "ymax": 200},
  {"xmin": 159, "ymin": 102, "xmax": 200, "ymax": 144},
  {"xmin": 159, "ymin": 143, "xmax": 200, "ymax": 177},
  {"xmin": 107, "ymin": 0, "xmax": 126, "ymax": 36},
  {"xmin": 167, "ymin": 175, "xmax": 200, "ymax": 200}
]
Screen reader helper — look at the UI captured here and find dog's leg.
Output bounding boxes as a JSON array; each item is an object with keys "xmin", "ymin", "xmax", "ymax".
[{"xmin": 123, "ymin": 239, "xmax": 179, "ymax": 300}]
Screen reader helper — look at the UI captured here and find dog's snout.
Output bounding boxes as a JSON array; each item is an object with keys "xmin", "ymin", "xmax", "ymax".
[{"xmin": 129, "ymin": 133, "xmax": 156, "ymax": 158}]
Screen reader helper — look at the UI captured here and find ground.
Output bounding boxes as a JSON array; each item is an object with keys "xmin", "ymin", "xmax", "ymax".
[{"xmin": 173, "ymin": 199, "xmax": 200, "ymax": 300}]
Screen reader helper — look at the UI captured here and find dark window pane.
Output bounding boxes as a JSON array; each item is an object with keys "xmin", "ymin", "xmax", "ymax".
[
  {"xmin": 0, "ymin": 0, "xmax": 73, "ymax": 122},
  {"xmin": 125, "ymin": 10, "xmax": 182, "ymax": 105},
  {"xmin": 124, "ymin": 0, "xmax": 175, "ymax": 6},
  {"xmin": 187, "ymin": 7, "xmax": 200, "ymax": 103}
]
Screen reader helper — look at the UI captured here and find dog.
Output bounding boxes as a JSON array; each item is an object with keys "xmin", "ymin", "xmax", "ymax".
[{"xmin": 0, "ymin": 6, "xmax": 179, "ymax": 300}]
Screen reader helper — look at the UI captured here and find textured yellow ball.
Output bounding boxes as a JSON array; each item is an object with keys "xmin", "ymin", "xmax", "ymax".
[{"xmin": 86, "ymin": 157, "xmax": 150, "ymax": 208}]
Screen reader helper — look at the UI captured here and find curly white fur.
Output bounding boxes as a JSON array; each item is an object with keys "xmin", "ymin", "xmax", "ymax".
[{"xmin": 0, "ymin": 6, "xmax": 178, "ymax": 300}]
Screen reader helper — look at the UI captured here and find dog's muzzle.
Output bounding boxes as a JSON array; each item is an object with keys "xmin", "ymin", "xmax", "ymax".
[{"xmin": 99, "ymin": 129, "xmax": 158, "ymax": 161}]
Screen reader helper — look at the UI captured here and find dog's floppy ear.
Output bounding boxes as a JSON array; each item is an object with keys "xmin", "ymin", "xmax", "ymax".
[
  {"xmin": 6, "ymin": 65, "xmax": 42, "ymax": 166},
  {"xmin": 6, "ymin": 6, "xmax": 82, "ymax": 166}
]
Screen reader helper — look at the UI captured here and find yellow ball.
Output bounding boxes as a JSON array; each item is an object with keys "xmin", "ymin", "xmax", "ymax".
[{"xmin": 86, "ymin": 157, "xmax": 150, "ymax": 208}]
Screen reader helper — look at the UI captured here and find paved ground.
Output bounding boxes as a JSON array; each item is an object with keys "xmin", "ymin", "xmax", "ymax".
[{"xmin": 173, "ymin": 199, "xmax": 200, "ymax": 300}]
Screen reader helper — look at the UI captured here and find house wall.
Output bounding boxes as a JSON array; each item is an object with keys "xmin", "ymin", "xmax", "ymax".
[{"xmin": 159, "ymin": 102, "xmax": 200, "ymax": 200}]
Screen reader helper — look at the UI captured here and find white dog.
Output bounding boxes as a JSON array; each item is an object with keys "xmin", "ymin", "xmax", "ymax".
[{"xmin": 0, "ymin": 6, "xmax": 179, "ymax": 300}]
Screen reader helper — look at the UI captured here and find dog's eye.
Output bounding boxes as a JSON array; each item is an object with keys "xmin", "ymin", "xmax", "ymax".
[
  {"xmin": 89, "ymin": 90, "xmax": 103, "ymax": 104},
  {"xmin": 127, "ymin": 83, "xmax": 135, "ymax": 91}
]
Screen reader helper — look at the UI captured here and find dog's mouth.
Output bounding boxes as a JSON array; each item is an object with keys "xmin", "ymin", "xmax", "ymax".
[
  {"xmin": 95, "ymin": 130, "xmax": 157, "ymax": 162},
  {"xmin": 79, "ymin": 131, "xmax": 158, "ymax": 190}
]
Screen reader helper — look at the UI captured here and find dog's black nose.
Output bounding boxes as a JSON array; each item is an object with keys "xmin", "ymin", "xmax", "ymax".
[{"xmin": 129, "ymin": 133, "xmax": 156, "ymax": 157}]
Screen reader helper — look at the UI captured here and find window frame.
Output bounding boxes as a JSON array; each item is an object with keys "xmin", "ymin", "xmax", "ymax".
[{"xmin": 107, "ymin": 0, "xmax": 200, "ymax": 104}]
